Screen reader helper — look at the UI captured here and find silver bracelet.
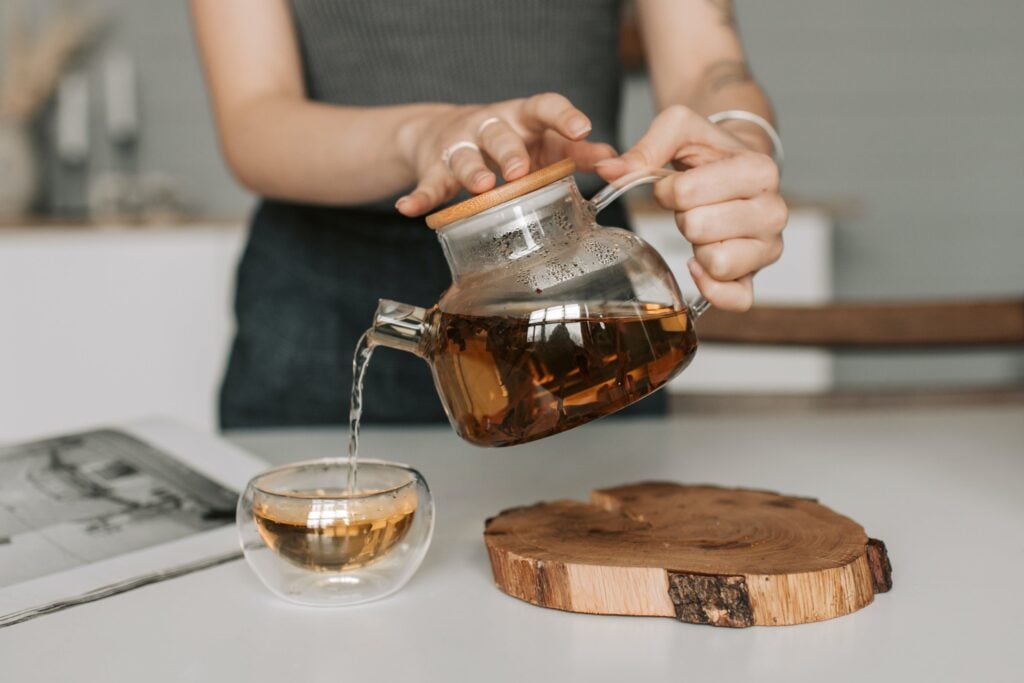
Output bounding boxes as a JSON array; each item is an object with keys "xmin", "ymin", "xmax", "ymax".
[{"xmin": 708, "ymin": 110, "xmax": 784, "ymax": 173}]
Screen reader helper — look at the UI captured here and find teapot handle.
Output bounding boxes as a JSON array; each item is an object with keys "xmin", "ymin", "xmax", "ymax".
[{"xmin": 588, "ymin": 168, "xmax": 710, "ymax": 320}]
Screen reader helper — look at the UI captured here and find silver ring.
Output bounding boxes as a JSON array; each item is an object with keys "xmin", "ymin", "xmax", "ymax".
[
  {"xmin": 476, "ymin": 117, "xmax": 502, "ymax": 136},
  {"xmin": 441, "ymin": 141, "xmax": 480, "ymax": 170}
]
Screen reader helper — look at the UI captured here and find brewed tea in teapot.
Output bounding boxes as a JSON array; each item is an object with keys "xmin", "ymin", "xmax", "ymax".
[
  {"xmin": 426, "ymin": 305, "xmax": 696, "ymax": 446},
  {"xmin": 370, "ymin": 159, "xmax": 708, "ymax": 446}
]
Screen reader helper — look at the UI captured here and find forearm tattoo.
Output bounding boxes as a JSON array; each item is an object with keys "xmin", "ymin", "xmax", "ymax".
[
  {"xmin": 705, "ymin": 0, "xmax": 736, "ymax": 28},
  {"xmin": 704, "ymin": 59, "xmax": 753, "ymax": 93}
]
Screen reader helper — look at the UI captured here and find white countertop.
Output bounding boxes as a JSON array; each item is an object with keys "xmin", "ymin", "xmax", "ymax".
[{"xmin": 2, "ymin": 406, "xmax": 1022, "ymax": 682}]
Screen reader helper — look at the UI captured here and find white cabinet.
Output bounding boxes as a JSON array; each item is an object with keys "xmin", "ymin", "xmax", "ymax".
[
  {"xmin": 631, "ymin": 205, "xmax": 835, "ymax": 393},
  {"xmin": 0, "ymin": 224, "xmax": 246, "ymax": 442}
]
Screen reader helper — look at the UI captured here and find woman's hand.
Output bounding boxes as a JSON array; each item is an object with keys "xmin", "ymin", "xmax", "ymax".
[
  {"xmin": 595, "ymin": 105, "xmax": 787, "ymax": 312},
  {"xmin": 395, "ymin": 92, "xmax": 615, "ymax": 217}
]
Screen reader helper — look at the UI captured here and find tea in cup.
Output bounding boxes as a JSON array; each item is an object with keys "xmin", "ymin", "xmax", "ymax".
[{"xmin": 237, "ymin": 459, "xmax": 433, "ymax": 606}]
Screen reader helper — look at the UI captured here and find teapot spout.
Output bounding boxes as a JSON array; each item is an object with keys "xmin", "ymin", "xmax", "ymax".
[{"xmin": 369, "ymin": 299, "xmax": 429, "ymax": 356}]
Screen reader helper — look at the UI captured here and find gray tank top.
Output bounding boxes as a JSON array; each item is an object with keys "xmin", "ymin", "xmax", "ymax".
[
  {"xmin": 219, "ymin": 0, "xmax": 667, "ymax": 430},
  {"xmin": 289, "ymin": 0, "xmax": 624, "ymax": 189}
]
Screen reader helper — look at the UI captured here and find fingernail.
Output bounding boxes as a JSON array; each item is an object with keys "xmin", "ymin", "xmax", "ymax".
[
  {"xmin": 472, "ymin": 171, "xmax": 492, "ymax": 187},
  {"xmin": 688, "ymin": 258, "xmax": 705, "ymax": 278},
  {"xmin": 395, "ymin": 196, "xmax": 410, "ymax": 209},
  {"xmin": 568, "ymin": 116, "xmax": 591, "ymax": 137}
]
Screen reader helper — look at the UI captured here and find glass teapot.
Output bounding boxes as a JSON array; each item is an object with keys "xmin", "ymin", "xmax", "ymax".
[{"xmin": 370, "ymin": 159, "xmax": 708, "ymax": 447}]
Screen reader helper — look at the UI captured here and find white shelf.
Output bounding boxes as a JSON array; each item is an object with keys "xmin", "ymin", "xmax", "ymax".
[{"xmin": 630, "ymin": 205, "xmax": 835, "ymax": 394}]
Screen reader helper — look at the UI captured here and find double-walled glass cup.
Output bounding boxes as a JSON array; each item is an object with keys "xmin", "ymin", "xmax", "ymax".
[{"xmin": 237, "ymin": 459, "xmax": 434, "ymax": 606}]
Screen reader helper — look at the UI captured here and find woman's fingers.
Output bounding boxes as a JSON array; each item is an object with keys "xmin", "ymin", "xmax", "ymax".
[
  {"xmin": 402, "ymin": 94, "xmax": 603, "ymax": 215},
  {"xmin": 692, "ymin": 236, "xmax": 783, "ymax": 282},
  {"xmin": 676, "ymin": 193, "xmax": 788, "ymax": 244},
  {"xmin": 653, "ymin": 151, "xmax": 779, "ymax": 210},
  {"xmin": 445, "ymin": 144, "xmax": 496, "ymax": 194},
  {"xmin": 477, "ymin": 118, "xmax": 531, "ymax": 180},
  {"xmin": 581, "ymin": 102, "xmax": 786, "ymax": 312},
  {"xmin": 532, "ymin": 129, "xmax": 616, "ymax": 170},
  {"xmin": 596, "ymin": 105, "xmax": 745, "ymax": 181},
  {"xmin": 518, "ymin": 92, "xmax": 592, "ymax": 141},
  {"xmin": 688, "ymin": 260, "xmax": 755, "ymax": 312},
  {"xmin": 396, "ymin": 162, "xmax": 456, "ymax": 216},
  {"xmin": 561, "ymin": 139, "xmax": 618, "ymax": 172}
]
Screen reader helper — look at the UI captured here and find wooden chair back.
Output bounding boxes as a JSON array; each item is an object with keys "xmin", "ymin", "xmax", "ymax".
[{"xmin": 697, "ymin": 299, "xmax": 1024, "ymax": 348}]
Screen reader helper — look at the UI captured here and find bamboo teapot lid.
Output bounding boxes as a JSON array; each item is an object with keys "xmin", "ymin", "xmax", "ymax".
[{"xmin": 425, "ymin": 159, "xmax": 576, "ymax": 230}]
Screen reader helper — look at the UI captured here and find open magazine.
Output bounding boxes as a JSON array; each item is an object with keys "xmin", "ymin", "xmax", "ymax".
[{"xmin": 0, "ymin": 419, "xmax": 266, "ymax": 628}]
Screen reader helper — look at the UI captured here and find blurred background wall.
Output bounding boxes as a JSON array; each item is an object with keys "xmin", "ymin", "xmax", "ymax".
[
  {"xmin": 1, "ymin": 0, "xmax": 1022, "ymax": 438},
  {"xmin": 0, "ymin": 0, "xmax": 248, "ymax": 217},
  {"xmin": 622, "ymin": 0, "xmax": 1024, "ymax": 388},
  {"xmin": 748, "ymin": 0, "xmax": 1024, "ymax": 387}
]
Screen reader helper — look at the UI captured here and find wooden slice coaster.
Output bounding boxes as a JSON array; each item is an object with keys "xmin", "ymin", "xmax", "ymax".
[{"xmin": 484, "ymin": 482, "xmax": 892, "ymax": 627}]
